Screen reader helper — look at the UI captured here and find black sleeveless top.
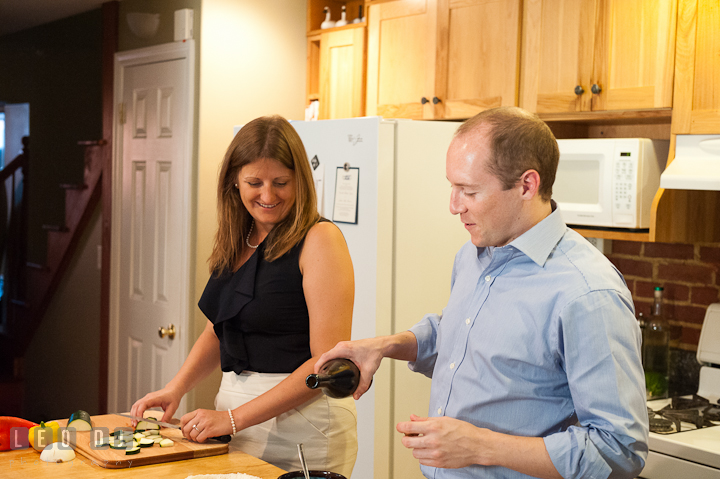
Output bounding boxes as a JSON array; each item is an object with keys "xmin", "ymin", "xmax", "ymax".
[{"xmin": 198, "ymin": 224, "xmax": 323, "ymax": 374}]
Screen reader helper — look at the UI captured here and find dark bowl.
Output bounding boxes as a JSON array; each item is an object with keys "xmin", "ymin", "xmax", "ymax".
[{"xmin": 277, "ymin": 471, "xmax": 347, "ymax": 479}]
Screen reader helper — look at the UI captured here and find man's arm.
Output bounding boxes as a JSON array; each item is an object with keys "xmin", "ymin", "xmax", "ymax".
[
  {"xmin": 398, "ymin": 415, "xmax": 562, "ymax": 479},
  {"xmin": 314, "ymin": 330, "xmax": 418, "ymax": 400}
]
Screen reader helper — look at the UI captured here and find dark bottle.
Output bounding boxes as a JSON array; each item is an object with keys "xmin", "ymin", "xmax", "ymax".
[
  {"xmin": 306, "ymin": 358, "xmax": 361, "ymax": 398},
  {"xmin": 643, "ymin": 287, "xmax": 669, "ymax": 400}
]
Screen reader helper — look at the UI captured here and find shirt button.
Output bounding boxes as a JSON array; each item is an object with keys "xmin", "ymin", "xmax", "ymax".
[
  {"xmin": 437, "ymin": 408, "xmax": 442, "ymax": 415},
  {"xmin": 485, "ymin": 275, "xmax": 491, "ymax": 282},
  {"xmin": 465, "ymin": 318, "xmax": 470, "ymax": 325},
  {"xmin": 450, "ymin": 363, "xmax": 455, "ymax": 369}
]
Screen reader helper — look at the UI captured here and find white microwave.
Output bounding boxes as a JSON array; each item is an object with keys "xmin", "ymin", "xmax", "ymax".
[{"xmin": 553, "ymin": 138, "xmax": 669, "ymax": 229}]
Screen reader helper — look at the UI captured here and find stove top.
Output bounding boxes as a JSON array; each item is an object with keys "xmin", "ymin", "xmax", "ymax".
[{"xmin": 648, "ymin": 395, "xmax": 720, "ymax": 434}]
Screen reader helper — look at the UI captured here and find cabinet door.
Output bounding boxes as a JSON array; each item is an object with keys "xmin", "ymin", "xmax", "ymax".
[
  {"xmin": 435, "ymin": 0, "xmax": 521, "ymax": 119},
  {"xmin": 592, "ymin": 0, "xmax": 677, "ymax": 111},
  {"xmin": 673, "ymin": 0, "xmax": 720, "ymax": 133},
  {"xmin": 520, "ymin": 0, "xmax": 597, "ymax": 113},
  {"xmin": 319, "ymin": 27, "xmax": 367, "ymax": 119},
  {"xmin": 367, "ymin": 0, "xmax": 438, "ymax": 119}
]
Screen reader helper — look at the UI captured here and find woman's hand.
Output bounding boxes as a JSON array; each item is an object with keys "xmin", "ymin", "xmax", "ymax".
[
  {"xmin": 130, "ymin": 387, "xmax": 183, "ymax": 426},
  {"xmin": 180, "ymin": 409, "xmax": 233, "ymax": 443}
]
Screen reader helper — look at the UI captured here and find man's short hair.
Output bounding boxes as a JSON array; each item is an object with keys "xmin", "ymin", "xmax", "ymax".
[{"xmin": 455, "ymin": 106, "xmax": 559, "ymax": 202}]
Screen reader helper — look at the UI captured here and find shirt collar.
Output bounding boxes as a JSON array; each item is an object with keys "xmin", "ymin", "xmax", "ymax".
[{"xmin": 508, "ymin": 200, "xmax": 567, "ymax": 267}]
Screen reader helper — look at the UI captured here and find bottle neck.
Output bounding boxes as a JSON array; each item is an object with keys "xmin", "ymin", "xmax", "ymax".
[{"xmin": 653, "ymin": 288, "xmax": 664, "ymax": 317}]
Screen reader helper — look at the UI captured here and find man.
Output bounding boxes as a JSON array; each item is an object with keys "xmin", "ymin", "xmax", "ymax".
[{"xmin": 316, "ymin": 107, "xmax": 649, "ymax": 479}]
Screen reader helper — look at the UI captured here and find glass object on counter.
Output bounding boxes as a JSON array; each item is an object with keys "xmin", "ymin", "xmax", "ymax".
[
  {"xmin": 321, "ymin": 6, "xmax": 335, "ymax": 29},
  {"xmin": 643, "ymin": 286, "xmax": 670, "ymax": 400},
  {"xmin": 335, "ymin": 5, "xmax": 348, "ymax": 27},
  {"xmin": 352, "ymin": 5, "xmax": 365, "ymax": 24}
]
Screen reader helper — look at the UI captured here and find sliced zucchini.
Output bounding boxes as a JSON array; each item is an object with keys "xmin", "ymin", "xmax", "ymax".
[
  {"xmin": 159, "ymin": 438, "xmax": 174, "ymax": 447},
  {"xmin": 138, "ymin": 438, "xmax": 155, "ymax": 448},
  {"xmin": 67, "ymin": 410, "xmax": 93, "ymax": 431},
  {"xmin": 152, "ymin": 436, "xmax": 164, "ymax": 444},
  {"xmin": 142, "ymin": 430, "xmax": 159, "ymax": 436},
  {"xmin": 125, "ymin": 445, "xmax": 141, "ymax": 455},
  {"xmin": 135, "ymin": 417, "xmax": 160, "ymax": 432},
  {"xmin": 109, "ymin": 439, "xmax": 128, "ymax": 449},
  {"xmin": 133, "ymin": 432, "xmax": 145, "ymax": 441}
]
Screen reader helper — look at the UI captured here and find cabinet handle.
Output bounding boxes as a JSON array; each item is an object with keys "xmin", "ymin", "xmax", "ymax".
[
  {"xmin": 421, "ymin": 97, "xmax": 429, "ymax": 104},
  {"xmin": 591, "ymin": 84, "xmax": 602, "ymax": 94},
  {"xmin": 574, "ymin": 85, "xmax": 584, "ymax": 96},
  {"xmin": 432, "ymin": 96, "xmax": 441, "ymax": 104}
]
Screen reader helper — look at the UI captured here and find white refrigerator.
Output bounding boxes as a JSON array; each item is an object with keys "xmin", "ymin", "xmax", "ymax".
[{"xmin": 290, "ymin": 117, "xmax": 469, "ymax": 479}]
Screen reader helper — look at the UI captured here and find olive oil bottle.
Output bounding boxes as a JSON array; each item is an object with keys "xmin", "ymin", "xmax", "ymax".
[{"xmin": 643, "ymin": 287, "xmax": 669, "ymax": 399}]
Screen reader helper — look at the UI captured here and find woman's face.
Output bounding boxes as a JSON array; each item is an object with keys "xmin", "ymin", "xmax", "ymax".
[{"xmin": 237, "ymin": 157, "xmax": 296, "ymax": 233}]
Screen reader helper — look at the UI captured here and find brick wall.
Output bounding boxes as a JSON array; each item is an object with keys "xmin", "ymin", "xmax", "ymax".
[{"xmin": 607, "ymin": 241, "xmax": 720, "ymax": 351}]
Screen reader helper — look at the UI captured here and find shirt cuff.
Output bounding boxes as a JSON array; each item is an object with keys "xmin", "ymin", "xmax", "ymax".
[
  {"xmin": 543, "ymin": 428, "xmax": 612, "ymax": 479},
  {"xmin": 407, "ymin": 314, "xmax": 440, "ymax": 377}
]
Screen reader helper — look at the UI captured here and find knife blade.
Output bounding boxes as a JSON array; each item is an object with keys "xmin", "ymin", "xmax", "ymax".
[
  {"xmin": 114, "ymin": 413, "xmax": 180, "ymax": 428},
  {"xmin": 113, "ymin": 413, "xmax": 231, "ymax": 443}
]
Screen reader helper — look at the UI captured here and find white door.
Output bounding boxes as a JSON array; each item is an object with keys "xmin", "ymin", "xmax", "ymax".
[{"xmin": 109, "ymin": 42, "xmax": 195, "ymax": 415}]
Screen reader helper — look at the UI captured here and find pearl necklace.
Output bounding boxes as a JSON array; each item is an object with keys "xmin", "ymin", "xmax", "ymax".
[{"xmin": 245, "ymin": 220, "xmax": 259, "ymax": 249}]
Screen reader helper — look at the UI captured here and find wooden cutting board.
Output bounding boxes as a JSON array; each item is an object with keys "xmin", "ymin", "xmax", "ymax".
[{"xmin": 55, "ymin": 414, "xmax": 229, "ymax": 469}]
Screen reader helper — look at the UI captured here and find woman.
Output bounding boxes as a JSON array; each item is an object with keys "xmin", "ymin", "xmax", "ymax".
[{"xmin": 131, "ymin": 115, "xmax": 357, "ymax": 476}]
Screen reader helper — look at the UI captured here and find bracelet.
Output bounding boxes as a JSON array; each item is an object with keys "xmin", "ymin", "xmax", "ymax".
[{"xmin": 228, "ymin": 409, "xmax": 237, "ymax": 435}]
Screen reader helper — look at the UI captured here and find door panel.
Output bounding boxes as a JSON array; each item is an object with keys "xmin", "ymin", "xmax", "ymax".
[
  {"xmin": 367, "ymin": 0, "xmax": 437, "ymax": 119},
  {"xmin": 112, "ymin": 51, "xmax": 191, "ymax": 415},
  {"xmin": 319, "ymin": 27, "xmax": 366, "ymax": 119},
  {"xmin": 440, "ymin": 0, "xmax": 521, "ymax": 119},
  {"xmin": 522, "ymin": 0, "xmax": 596, "ymax": 113},
  {"xmin": 596, "ymin": 0, "xmax": 677, "ymax": 111}
]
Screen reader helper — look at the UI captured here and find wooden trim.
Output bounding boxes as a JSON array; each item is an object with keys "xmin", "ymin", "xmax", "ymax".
[
  {"xmin": 99, "ymin": 0, "xmax": 119, "ymax": 416},
  {"xmin": 572, "ymin": 227, "xmax": 650, "ymax": 242},
  {"xmin": 539, "ymin": 108, "xmax": 673, "ymax": 123},
  {"xmin": 670, "ymin": 0, "xmax": 697, "ymax": 134}
]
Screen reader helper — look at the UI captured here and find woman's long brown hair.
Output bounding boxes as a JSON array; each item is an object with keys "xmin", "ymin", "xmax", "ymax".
[{"xmin": 208, "ymin": 115, "xmax": 319, "ymax": 274}]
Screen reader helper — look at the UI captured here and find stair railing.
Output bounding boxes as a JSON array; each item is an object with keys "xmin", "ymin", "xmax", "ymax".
[{"xmin": 0, "ymin": 136, "xmax": 29, "ymax": 353}]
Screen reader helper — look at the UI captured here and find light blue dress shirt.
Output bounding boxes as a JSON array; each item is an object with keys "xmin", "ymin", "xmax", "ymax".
[{"xmin": 408, "ymin": 207, "xmax": 649, "ymax": 479}]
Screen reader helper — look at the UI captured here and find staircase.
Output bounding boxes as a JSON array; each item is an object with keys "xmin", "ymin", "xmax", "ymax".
[{"xmin": 0, "ymin": 139, "xmax": 104, "ymax": 416}]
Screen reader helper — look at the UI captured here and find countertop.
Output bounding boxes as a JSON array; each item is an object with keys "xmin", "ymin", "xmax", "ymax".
[{"xmin": 2, "ymin": 440, "xmax": 287, "ymax": 479}]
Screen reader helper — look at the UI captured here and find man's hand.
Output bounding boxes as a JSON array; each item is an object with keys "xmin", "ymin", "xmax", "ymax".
[
  {"xmin": 398, "ymin": 414, "xmax": 562, "ymax": 479},
  {"xmin": 397, "ymin": 414, "xmax": 489, "ymax": 469},
  {"xmin": 314, "ymin": 337, "xmax": 385, "ymax": 400}
]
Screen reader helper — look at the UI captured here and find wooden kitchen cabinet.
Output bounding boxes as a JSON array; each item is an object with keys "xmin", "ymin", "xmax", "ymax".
[
  {"xmin": 306, "ymin": 0, "xmax": 367, "ymax": 120},
  {"xmin": 521, "ymin": 0, "xmax": 678, "ymax": 115},
  {"xmin": 319, "ymin": 26, "xmax": 367, "ymax": 119},
  {"xmin": 366, "ymin": 0, "xmax": 522, "ymax": 120},
  {"xmin": 649, "ymin": 0, "xmax": 720, "ymax": 244},
  {"xmin": 671, "ymin": 0, "xmax": 720, "ymax": 134}
]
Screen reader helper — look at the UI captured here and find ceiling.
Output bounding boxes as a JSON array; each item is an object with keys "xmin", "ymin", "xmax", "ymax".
[{"xmin": 0, "ymin": 0, "xmax": 108, "ymax": 37}]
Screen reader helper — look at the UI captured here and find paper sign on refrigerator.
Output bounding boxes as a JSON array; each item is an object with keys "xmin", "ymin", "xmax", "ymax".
[{"xmin": 333, "ymin": 167, "xmax": 359, "ymax": 224}]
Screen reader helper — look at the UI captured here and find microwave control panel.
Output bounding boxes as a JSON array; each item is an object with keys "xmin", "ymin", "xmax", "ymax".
[{"xmin": 612, "ymin": 145, "xmax": 639, "ymax": 226}]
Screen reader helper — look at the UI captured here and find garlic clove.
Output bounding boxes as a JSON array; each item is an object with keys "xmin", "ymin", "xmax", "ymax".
[{"xmin": 40, "ymin": 442, "xmax": 76, "ymax": 463}]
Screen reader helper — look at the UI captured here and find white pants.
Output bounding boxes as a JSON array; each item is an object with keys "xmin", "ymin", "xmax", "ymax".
[{"xmin": 215, "ymin": 371, "xmax": 358, "ymax": 478}]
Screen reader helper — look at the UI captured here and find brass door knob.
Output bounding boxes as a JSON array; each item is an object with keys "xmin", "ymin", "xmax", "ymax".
[{"xmin": 158, "ymin": 324, "xmax": 176, "ymax": 339}]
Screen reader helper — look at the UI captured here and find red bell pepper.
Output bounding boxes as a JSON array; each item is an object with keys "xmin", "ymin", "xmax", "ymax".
[{"xmin": 0, "ymin": 416, "xmax": 38, "ymax": 451}]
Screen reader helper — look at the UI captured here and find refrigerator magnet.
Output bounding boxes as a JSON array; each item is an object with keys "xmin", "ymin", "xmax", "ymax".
[
  {"xmin": 310, "ymin": 155, "xmax": 325, "ymax": 216},
  {"xmin": 333, "ymin": 167, "xmax": 359, "ymax": 224}
]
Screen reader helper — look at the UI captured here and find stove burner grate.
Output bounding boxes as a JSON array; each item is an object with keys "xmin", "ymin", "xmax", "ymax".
[{"xmin": 649, "ymin": 395, "xmax": 720, "ymax": 433}]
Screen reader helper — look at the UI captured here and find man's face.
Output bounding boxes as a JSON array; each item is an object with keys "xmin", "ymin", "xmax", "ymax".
[{"xmin": 446, "ymin": 131, "xmax": 524, "ymax": 248}]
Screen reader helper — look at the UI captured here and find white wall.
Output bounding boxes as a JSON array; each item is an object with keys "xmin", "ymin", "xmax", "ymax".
[{"xmin": 191, "ymin": 0, "xmax": 307, "ymax": 411}]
